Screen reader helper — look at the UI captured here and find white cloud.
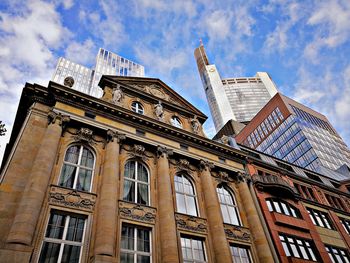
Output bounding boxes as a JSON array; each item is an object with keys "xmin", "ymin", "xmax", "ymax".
[
  {"xmin": 0, "ymin": 0, "xmax": 71, "ymax": 162},
  {"xmin": 64, "ymin": 39, "xmax": 95, "ymax": 65},
  {"xmin": 304, "ymin": 0, "xmax": 350, "ymax": 63}
]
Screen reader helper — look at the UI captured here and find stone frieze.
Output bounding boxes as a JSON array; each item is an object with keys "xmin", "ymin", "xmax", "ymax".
[
  {"xmin": 119, "ymin": 200, "xmax": 156, "ymax": 224},
  {"xmin": 49, "ymin": 186, "xmax": 96, "ymax": 212},
  {"xmin": 175, "ymin": 213, "xmax": 207, "ymax": 234},
  {"xmin": 224, "ymin": 224, "xmax": 251, "ymax": 242}
]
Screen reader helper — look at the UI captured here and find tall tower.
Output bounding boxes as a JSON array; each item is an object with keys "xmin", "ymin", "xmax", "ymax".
[
  {"xmin": 52, "ymin": 48, "xmax": 145, "ymax": 97},
  {"xmin": 194, "ymin": 42, "xmax": 278, "ymax": 131}
]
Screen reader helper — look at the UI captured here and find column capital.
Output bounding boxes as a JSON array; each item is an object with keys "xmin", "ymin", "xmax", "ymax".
[
  {"xmin": 157, "ymin": 146, "xmax": 173, "ymax": 158},
  {"xmin": 106, "ymin": 129, "xmax": 126, "ymax": 143},
  {"xmin": 237, "ymin": 172, "xmax": 251, "ymax": 183},
  {"xmin": 47, "ymin": 110, "xmax": 70, "ymax": 126},
  {"xmin": 199, "ymin": 159, "xmax": 214, "ymax": 172}
]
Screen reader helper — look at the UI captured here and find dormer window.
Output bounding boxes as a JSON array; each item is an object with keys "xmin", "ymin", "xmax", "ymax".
[
  {"xmin": 171, "ymin": 116, "xmax": 182, "ymax": 128},
  {"xmin": 131, "ymin": 101, "xmax": 144, "ymax": 114}
]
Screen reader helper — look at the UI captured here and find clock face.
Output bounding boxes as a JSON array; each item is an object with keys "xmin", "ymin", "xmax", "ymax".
[{"xmin": 209, "ymin": 68, "xmax": 215, "ymax": 72}]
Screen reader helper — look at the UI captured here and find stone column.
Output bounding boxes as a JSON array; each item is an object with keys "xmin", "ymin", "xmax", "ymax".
[
  {"xmin": 94, "ymin": 130, "xmax": 125, "ymax": 261},
  {"xmin": 7, "ymin": 111, "xmax": 69, "ymax": 245},
  {"xmin": 237, "ymin": 173, "xmax": 274, "ymax": 263},
  {"xmin": 199, "ymin": 160, "xmax": 232, "ymax": 263},
  {"xmin": 156, "ymin": 146, "xmax": 180, "ymax": 263}
]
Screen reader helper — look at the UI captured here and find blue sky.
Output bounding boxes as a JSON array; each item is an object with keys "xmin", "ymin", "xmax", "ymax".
[{"xmin": 0, "ymin": 0, "xmax": 350, "ymax": 161}]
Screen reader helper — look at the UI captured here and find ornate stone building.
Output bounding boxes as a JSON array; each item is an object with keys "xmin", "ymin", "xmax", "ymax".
[{"xmin": 0, "ymin": 76, "xmax": 275, "ymax": 263}]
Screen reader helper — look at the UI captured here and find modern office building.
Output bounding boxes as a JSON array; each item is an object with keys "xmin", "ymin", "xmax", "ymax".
[
  {"xmin": 235, "ymin": 93, "xmax": 350, "ymax": 173},
  {"xmin": 194, "ymin": 42, "xmax": 278, "ymax": 131},
  {"xmin": 52, "ymin": 48, "xmax": 145, "ymax": 97}
]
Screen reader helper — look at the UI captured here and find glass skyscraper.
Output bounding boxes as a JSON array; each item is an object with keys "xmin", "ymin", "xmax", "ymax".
[
  {"xmin": 194, "ymin": 42, "xmax": 278, "ymax": 131},
  {"xmin": 52, "ymin": 48, "xmax": 145, "ymax": 97},
  {"xmin": 235, "ymin": 93, "xmax": 350, "ymax": 173}
]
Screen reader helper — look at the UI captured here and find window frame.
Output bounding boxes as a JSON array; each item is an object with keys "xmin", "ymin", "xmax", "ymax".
[
  {"xmin": 123, "ymin": 160, "xmax": 150, "ymax": 206},
  {"xmin": 131, "ymin": 101, "xmax": 144, "ymax": 114},
  {"xmin": 279, "ymin": 234, "xmax": 318, "ymax": 261},
  {"xmin": 230, "ymin": 244, "xmax": 253, "ymax": 263},
  {"xmin": 341, "ymin": 219, "xmax": 350, "ymax": 235},
  {"xmin": 325, "ymin": 245, "xmax": 350, "ymax": 263},
  {"xmin": 38, "ymin": 210, "xmax": 87, "ymax": 263},
  {"xmin": 216, "ymin": 185, "xmax": 242, "ymax": 226},
  {"xmin": 174, "ymin": 174, "xmax": 199, "ymax": 217},
  {"xmin": 180, "ymin": 236, "xmax": 207, "ymax": 263},
  {"xmin": 120, "ymin": 224, "xmax": 152, "ymax": 263},
  {"xmin": 266, "ymin": 198, "xmax": 301, "ymax": 218},
  {"xmin": 170, "ymin": 116, "xmax": 183, "ymax": 128},
  {"xmin": 307, "ymin": 208, "xmax": 334, "ymax": 230},
  {"xmin": 58, "ymin": 144, "xmax": 95, "ymax": 192}
]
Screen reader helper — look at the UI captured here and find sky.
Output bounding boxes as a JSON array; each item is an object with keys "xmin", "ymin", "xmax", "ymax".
[{"xmin": 0, "ymin": 0, "xmax": 350, "ymax": 163}]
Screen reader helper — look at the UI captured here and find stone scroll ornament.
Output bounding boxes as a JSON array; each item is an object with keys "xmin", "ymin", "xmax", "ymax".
[
  {"xmin": 47, "ymin": 110, "xmax": 70, "ymax": 135},
  {"xmin": 157, "ymin": 145, "xmax": 173, "ymax": 158},
  {"xmin": 123, "ymin": 144, "xmax": 153, "ymax": 161}
]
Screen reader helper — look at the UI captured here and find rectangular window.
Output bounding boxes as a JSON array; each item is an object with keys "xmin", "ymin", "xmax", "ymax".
[
  {"xmin": 38, "ymin": 211, "xmax": 86, "ymax": 263},
  {"xmin": 181, "ymin": 236, "xmax": 207, "ymax": 263},
  {"xmin": 230, "ymin": 244, "xmax": 253, "ymax": 263},
  {"xmin": 341, "ymin": 219, "xmax": 350, "ymax": 235},
  {"xmin": 266, "ymin": 199, "xmax": 300, "ymax": 218},
  {"xmin": 307, "ymin": 208, "xmax": 334, "ymax": 230},
  {"xmin": 279, "ymin": 234, "xmax": 318, "ymax": 261},
  {"xmin": 120, "ymin": 224, "xmax": 151, "ymax": 263},
  {"xmin": 326, "ymin": 245, "xmax": 350, "ymax": 263}
]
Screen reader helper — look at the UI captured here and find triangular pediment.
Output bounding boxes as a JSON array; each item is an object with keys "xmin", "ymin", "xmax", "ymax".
[{"xmin": 100, "ymin": 76, "xmax": 207, "ymax": 121}]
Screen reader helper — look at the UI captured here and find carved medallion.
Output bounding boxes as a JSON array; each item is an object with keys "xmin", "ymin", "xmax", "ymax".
[{"xmin": 123, "ymin": 144, "xmax": 153, "ymax": 161}]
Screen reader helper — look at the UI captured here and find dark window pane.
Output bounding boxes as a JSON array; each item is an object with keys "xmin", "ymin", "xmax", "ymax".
[
  {"xmin": 80, "ymin": 148, "xmax": 94, "ymax": 168},
  {"xmin": 123, "ymin": 180, "xmax": 135, "ymax": 202},
  {"xmin": 120, "ymin": 253, "xmax": 134, "ymax": 263},
  {"xmin": 66, "ymin": 217, "xmax": 85, "ymax": 242},
  {"xmin": 65, "ymin": 146, "xmax": 79, "ymax": 164},
  {"xmin": 76, "ymin": 169, "xmax": 92, "ymax": 192},
  {"xmin": 61, "ymin": 245, "xmax": 81, "ymax": 263},
  {"xmin": 59, "ymin": 165, "xmax": 76, "ymax": 188},
  {"xmin": 46, "ymin": 214, "xmax": 66, "ymax": 239},
  {"xmin": 39, "ymin": 242, "xmax": 60, "ymax": 263}
]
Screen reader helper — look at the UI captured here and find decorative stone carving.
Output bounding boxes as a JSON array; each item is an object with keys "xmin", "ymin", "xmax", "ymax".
[
  {"xmin": 252, "ymin": 173, "xmax": 298, "ymax": 198},
  {"xmin": 154, "ymin": 101, "xmax": 164, "ymax": 121},
  {"xmin": 212, "ymin": 171, "xmax": 236, "ymax": 183},
  {"xmin": 236, "ymin": 172, "xmax": 252, "ymax": 183},
  {"xmin": 123, "ymin": 144, "xmax": 153, "ymax": 161},
  {"xmin": 112, "ymin": 85, "xmax": 123, "ymax": 104},
  {"xmin": 221, "ymin": 135, "xmax": 229, "ymax": 145},
  {"xmin": 170, "ymin": 158, "xmax": 196, "ymax": 174},
  {"xmin": 48, "ymin": 111, "xmax": 70, "ymax": 126},
  {"xmin": 150, "ymin": 85, "xmax": 166, "ymax": 99},
  {"xmin": 106, "ymin": 129, "xmax": 126, "ymax": 143},
  {"xmin": 199, "ymin": 159, "xmax": 214, "ymax": 172},
  {"xmin": 175, "ymin": 213, "xmax": 207, "ymax": 234},
  {"xmin": 63, "ymin": 76, "xmax": 74, "ymax": 87},
  {"xmin": 119, "ymin": 201, "xmax": 156, "ymax": 224},
  {"xmin": 49, "ymin": 186, "xmax": 96, "ymax": 211},
  {"xmin": 190, "ymin": 115, "xmax": 201, "ymax": 134},
  {"xmin": 157, "ymin": 146, "xmax": 173, "ymax": 158},
  {"xmin": 72, "ymin": 128, "xmax": 95, "ymax": 144},
  {"xmin": 224, "ymin": 224, "xmax": 251, "ymax": 242}
]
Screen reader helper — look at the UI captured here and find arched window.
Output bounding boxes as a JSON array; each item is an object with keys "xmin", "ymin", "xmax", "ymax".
[
  {"xmin": 131, "ymin": 101, "xmax": 144, "ymax": 114},
  {"xmin": 174, "ymin": 174, "xmax": 198, "ymax": 216},
  {"xmin": 59, "ymin": 145, "xmax": 94, "ymax": 192},
  {"xmin": 171, "ymin": 116, "xmax": 182, "ymax": 128},
  {"xmin": 217, "ymin": 185, "xmax": 241, "ymax": 226},
  {"xmin": 123, "ymin": 160, "xmax": 149, "ymax": 205}
]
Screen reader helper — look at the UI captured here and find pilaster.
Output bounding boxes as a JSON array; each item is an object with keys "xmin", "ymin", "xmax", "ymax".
[
  {"xmin": 199, "ymin": 160, "xmax": 232, "ymax": 263},
  {"xmin": 93, "ymin": 130, "xmax": 125, "ymax": 262},
  {"xmin": 156, "ymin": 146, "xmax": 180, "ymax": 263}
]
